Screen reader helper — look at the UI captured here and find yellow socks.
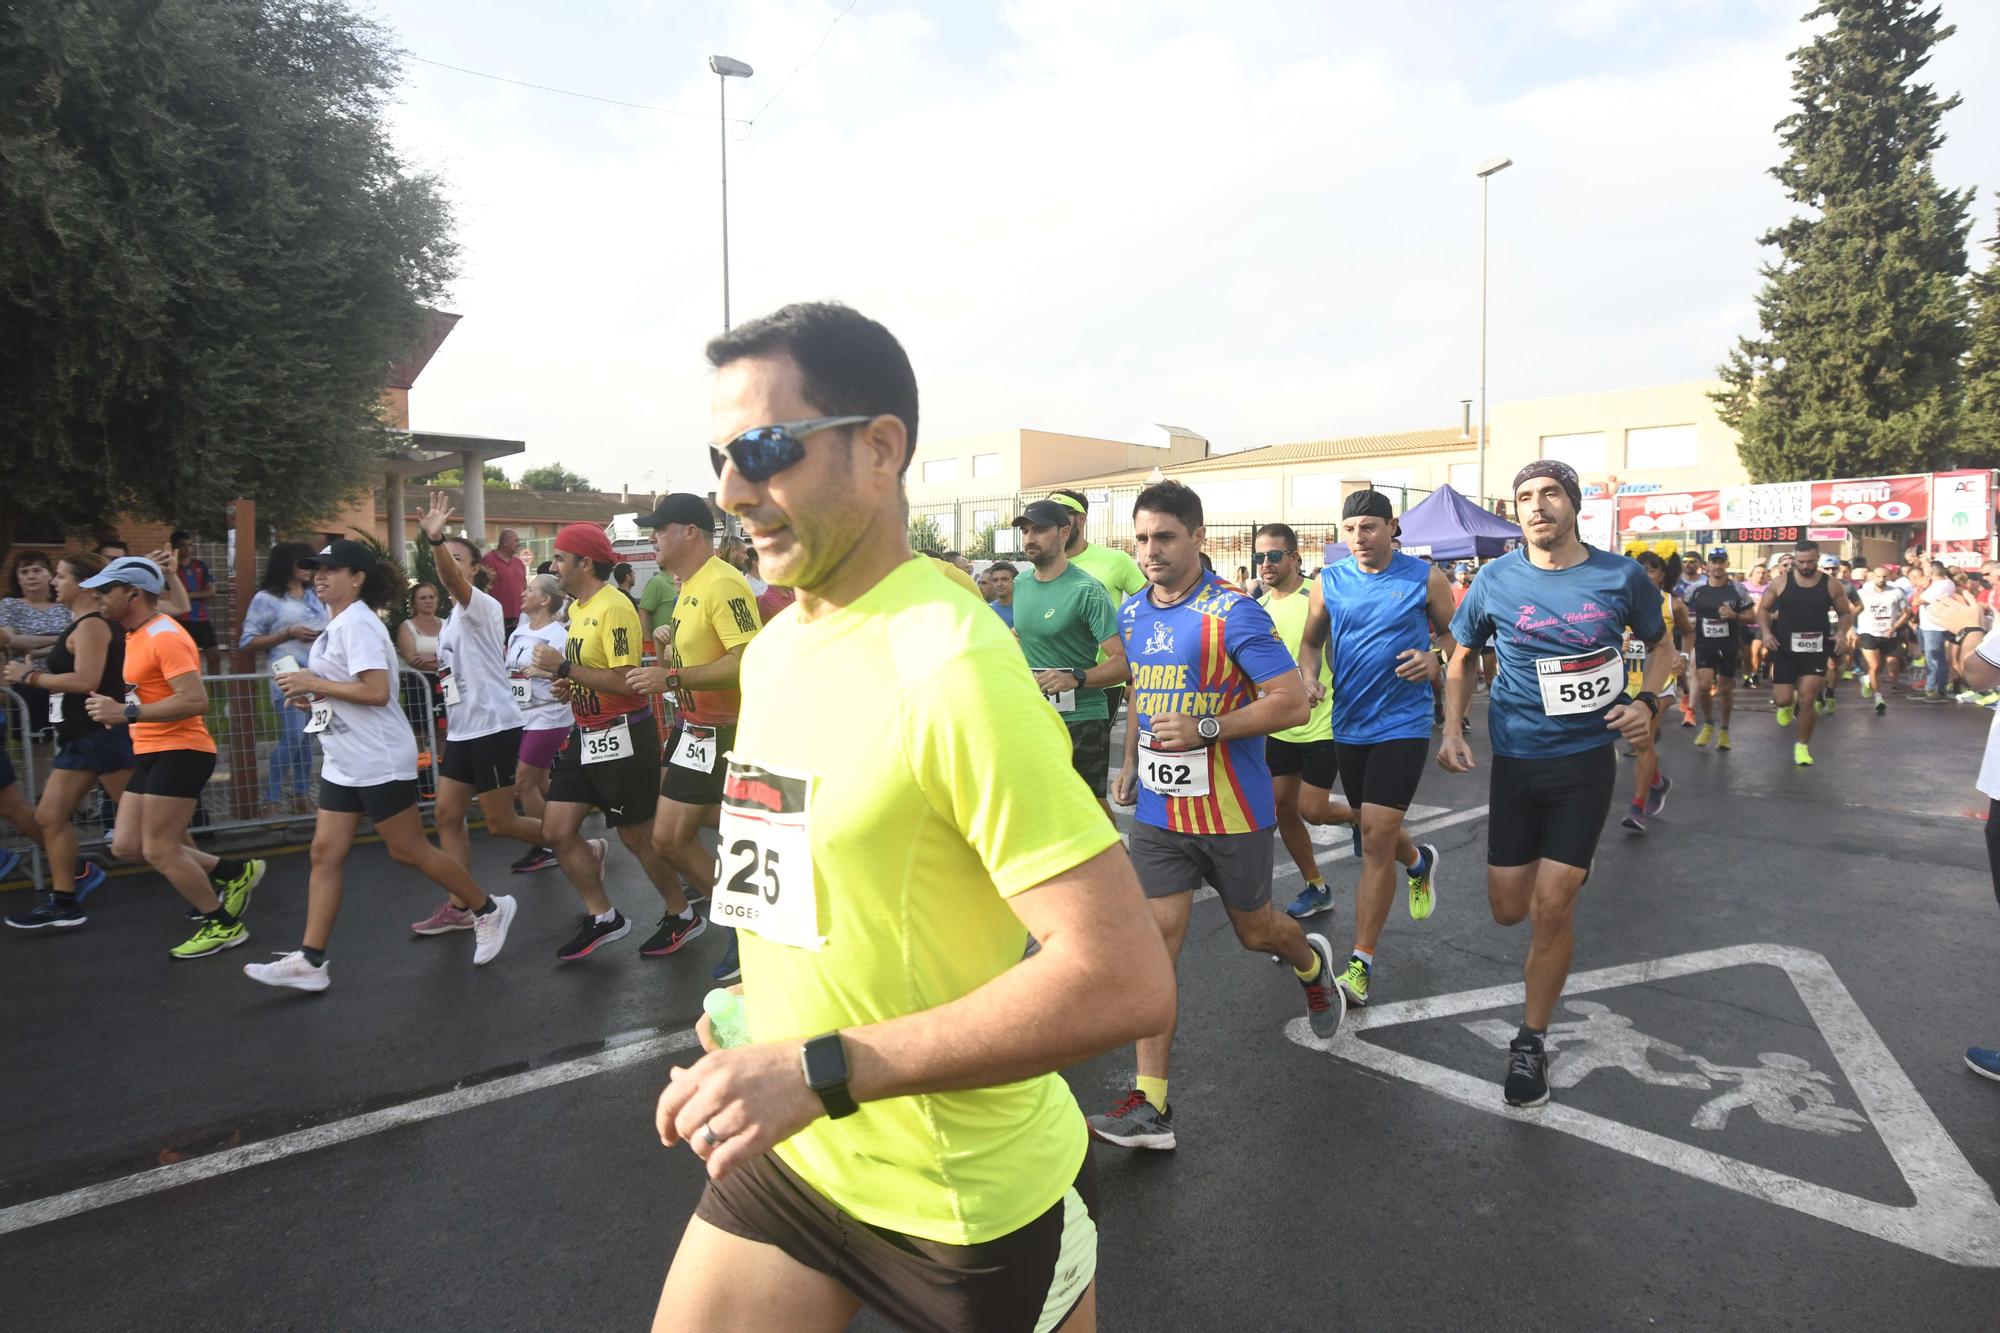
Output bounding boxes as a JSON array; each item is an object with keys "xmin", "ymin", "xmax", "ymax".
[{"xmin": 1136, "ymin": 1075, "xmax": 1169, "ymax": 1112}]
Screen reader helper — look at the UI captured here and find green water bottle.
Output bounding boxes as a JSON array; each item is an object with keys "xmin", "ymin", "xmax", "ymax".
[{"xmin": 703, "ymin": 988, "xmax": 751, "ymax": 1049}]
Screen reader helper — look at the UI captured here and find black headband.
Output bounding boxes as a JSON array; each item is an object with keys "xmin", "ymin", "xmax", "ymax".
[
  {"xmin": 1511, "ymin": 460, "xmax": 1582, "ymax": 508},
  {"xmin": 1343, "ymin": 489, "xmax": 1395, "ymax": 521}
]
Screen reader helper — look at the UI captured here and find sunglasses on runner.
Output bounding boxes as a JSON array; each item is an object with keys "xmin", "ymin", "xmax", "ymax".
[
  {"xmin": 708, "ymin": 416, "xmax": 876, "ymax": 483},
  {"xmin": 1250, "ymin": 550, "xmax": 1292, "ymax": 564}
]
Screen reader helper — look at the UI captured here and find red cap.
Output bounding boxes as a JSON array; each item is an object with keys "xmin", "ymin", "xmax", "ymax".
[{"xmin": 554, "ymin": 522, "xmax": 616, "ymax": 565}]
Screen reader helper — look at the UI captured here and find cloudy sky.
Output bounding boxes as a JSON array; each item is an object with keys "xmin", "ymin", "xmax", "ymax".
[{"xmin": 376, "ymin": 0, "xmax": 2000, "ymax": 493}]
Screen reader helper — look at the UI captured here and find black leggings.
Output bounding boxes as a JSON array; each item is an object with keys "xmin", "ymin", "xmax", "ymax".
[{"xmin": 1988, "ymin": 800, "xmax": 2000, "ymax": 909}]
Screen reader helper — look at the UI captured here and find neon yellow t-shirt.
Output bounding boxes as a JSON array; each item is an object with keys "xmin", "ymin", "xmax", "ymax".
[
  {"xmin": 670, "ymin": 555, "xmax": 762, "ymax": 725},
  {"xmin": 1069, "ymin": 542, "xmax": 1147, "ymax": 603},
  {"xmin": 1260, "ymin": 585, "xmax": 1333, "ymax": 743},
  {"xmin": 729, "ymin": 555, "xmax": 1118, "ymax": 1245}
]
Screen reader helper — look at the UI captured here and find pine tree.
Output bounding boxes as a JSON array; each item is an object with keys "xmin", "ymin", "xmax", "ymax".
[
  {"xmin": 1715, "ymin": 1, "xmax": 1974, "ymax": 481},
  {"xmin": 1964, "ymin": 202, "xmax": 2000, "ymax": 456}
]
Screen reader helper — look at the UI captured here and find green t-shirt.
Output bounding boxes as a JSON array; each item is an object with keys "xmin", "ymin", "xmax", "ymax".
[
  {"xmin": 1260, "ymin": 584, "xmax": 1333, "ymax": 743},
  {"xmin": 638, "ymin": 570, "xmax": 677, "ymax": 628},
  {"xmin": 1012, "ymin": 563, "xmax": 1119, "ymax": 722},
  {"xmin": 731, "ymin": 555, "xmax": 1116, "ymax": 1245}
]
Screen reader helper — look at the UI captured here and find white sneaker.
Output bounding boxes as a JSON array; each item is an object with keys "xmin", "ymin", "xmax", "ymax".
[
  {"xmin": 245, "ymin": 950, "xmax": 330, "ymax": 992},
  {"xmin": 472, "ymin": 894, "xmax": 517, "ymax": 965}
]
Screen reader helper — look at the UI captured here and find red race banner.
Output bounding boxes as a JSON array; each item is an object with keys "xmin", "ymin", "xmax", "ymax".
[{"xmin": 1620, "ymin": 474, "xmax": 1930, "ymax": 532}]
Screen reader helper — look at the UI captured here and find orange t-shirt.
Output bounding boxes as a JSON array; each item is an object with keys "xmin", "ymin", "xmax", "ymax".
[{"xmin": 123, "ymin": 614, "xmax": 215, "ymax": 754}]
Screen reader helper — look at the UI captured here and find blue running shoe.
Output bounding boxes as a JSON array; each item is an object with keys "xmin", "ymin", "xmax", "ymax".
[
  {"xmin": 1349, "ymin": 823, "xmax": 1362, "ymax": 858},
  {"xmin": 73, "ymin": 861, "xmax": 106, "ymax": 904},
  {"xmin": 1285, "ymin": 883, "xmax": 1334, "ymax": 919},
  {"xmin": 1967, "ymin": 1047, "xmax": 2000, "ymax": 1083},
  {"xmin": 0, "ymin": 847, "xmax": 22, "ymax": 882},
  {"xmin": 711, "ymin": 931, "xmax": 741, "ymax": 983}
]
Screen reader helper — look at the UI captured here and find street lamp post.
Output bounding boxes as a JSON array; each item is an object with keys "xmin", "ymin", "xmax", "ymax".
[
  {"xmin": 709, "ymin": 55, "xmax": 754, "ymax": 331},
  {"xmin": 1480, "ymin": 153, "xmax": 1504, "ymax": 510}
]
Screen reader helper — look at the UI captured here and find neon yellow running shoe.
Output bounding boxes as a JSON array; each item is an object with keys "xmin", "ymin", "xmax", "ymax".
[
  {"xmin": 1694, "ymin": 723, "xmax": 1713, "ymax": 747},
  {"xmin": 1718, "ymin": 727, "xmax": 1731, "ymax": 750},
  {"xmin": 1335, "ymin": 955, "xmax": 1371, "ymax": 1008},
  {"xmin": 1793, "ymin": 742, "xmax": 1813, "ymax": 767},
  {"xmin": 1776, "ymin": 704, "xmax": 1795, "ymax": 727},
  {"xmin": 1407, "ymin": 843, "xmax": 1439, "ymax": 922},
  {"xmin": 219, "ymin": 858, "xmax": 266, "ymax": 919},
  {"xmin": 170, "ymin": 917, "xmax": 249, "ymax": 960}
]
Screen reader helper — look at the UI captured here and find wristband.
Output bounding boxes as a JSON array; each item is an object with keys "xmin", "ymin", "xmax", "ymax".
[
  {"xmin": 1634, "ymin": 690, "xmax": 1661, "ymax": 717},
  {"xmin": 427, "ymin": 534, "xmax": 447, "ymax": 546},
  {"xmin": 556, "ymin": 660, "xmax": 571, "ymax": 680}
]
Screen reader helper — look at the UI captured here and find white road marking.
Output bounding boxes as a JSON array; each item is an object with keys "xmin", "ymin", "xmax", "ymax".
[
  {"xmin": 1284, "ymin": 943, "xmax": 2000, "ymax": 1267},
  {"xmin": 0, "ymin": 1028, "xmax": 699, "ymax": 1238}
]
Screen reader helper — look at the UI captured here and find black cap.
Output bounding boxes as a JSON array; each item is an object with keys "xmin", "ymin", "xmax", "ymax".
[
  {"xmin": 1342, "ymin": 489, "xmax": 1395, "ymax": 521},
  {"xmin": 1012, "ymin": 499, "xmax": 1072, "ymax": 529},
  {"xmin": 301, "ymin": 538, "xmax": 378, "ymax": 574},
  {"xmin": 637, "ymin": 493, "xmax": 716, "ymax": 530}
]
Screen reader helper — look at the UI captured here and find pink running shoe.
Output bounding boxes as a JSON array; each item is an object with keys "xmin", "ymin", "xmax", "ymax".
[{"xmin": 412, "ymin": 902, "xmax": 474, "ymax": 936}]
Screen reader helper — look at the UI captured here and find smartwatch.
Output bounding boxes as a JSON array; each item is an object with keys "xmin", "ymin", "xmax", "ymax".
[
  {"xmin": 124, "ymin": 701, "xmax": 141, "ymax": 724},
  {"xmin": 1196, "ymin": 716, "xmax": 1222, "ymax": 742},
  {"xmin": 555, "ymin": 660, "xmax": 571, "ymax": 680},
  {"xmin": 1634, "ymin": 690, "xmax": 1661, "ymax": 717},
  {"xmin": 1068, "ymin": 667, "xmax": 1087, "ymax": 687},
  {"xmin": 801, "ymin": 1033, "xmax": 859, "ymax": 1119}
]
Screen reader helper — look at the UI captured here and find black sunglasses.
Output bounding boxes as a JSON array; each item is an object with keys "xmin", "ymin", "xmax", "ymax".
[
  {"xmin": 1250, "ymin": 549, "xmax": 1292, "ymax": 565},
  {"xmin": 708, "ymin": 416, "xmax": 875, "ymax": 483}
]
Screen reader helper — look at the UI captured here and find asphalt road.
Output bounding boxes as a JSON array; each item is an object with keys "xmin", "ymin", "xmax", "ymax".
[{"xmin": 4, "ymin": 683, "xmax": 1999, "ymax": 1331}]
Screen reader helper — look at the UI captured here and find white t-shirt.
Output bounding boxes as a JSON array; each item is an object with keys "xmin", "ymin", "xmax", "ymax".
[
  {"xmin": 437, "ymin": 586, "xmax": 524, "ymax": 742},
  {"xmin": 308, "ymin": 602, "xmax": 419, "ymax": 788},
  {"xmin": 505, "ymin": 619, "xmax": 573, "ymax": 732},
  {"xmin": 1919, "ymin": 579, "xmax": 1958, "ymax": 632},
  {"xmin": 1976, "ymin": 636, "xmax": 2000, "ymax": 800},
  {"xmin": 1856, "ymin": 585, "xmax": 1907, "ymax": 637}
]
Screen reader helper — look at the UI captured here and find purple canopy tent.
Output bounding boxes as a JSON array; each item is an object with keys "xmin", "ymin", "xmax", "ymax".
[{"xmin": 1321, "ymin": 484, "xmax": 1521, "ymax": 565}]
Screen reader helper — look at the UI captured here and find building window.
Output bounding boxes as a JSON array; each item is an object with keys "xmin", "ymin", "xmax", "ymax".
[
  {"xmin": 1540, "ymin": 431, "xmax": 1608, "ymax": 472},
  {"xmin": 972, "ymin": 453, "xmax": 1000, "ymax": 479},
  {"xmin": 921, "ymin": 457, "xmax": 960, "ymax": 484},
  {"xmin": 1625, "ymin": 424, "xmax": 1698, "ymax": 470}
]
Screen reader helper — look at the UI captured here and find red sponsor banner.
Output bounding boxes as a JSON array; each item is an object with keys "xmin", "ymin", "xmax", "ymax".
[{"xmin": 1619, "ymin": 474, "xmax": 1930, "ymax": 533}]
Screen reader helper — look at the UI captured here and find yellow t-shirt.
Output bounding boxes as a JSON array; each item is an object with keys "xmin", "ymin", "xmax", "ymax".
[
  {"xmin": 1626, "ymin": 588, "xmax": 1673, "ymax": 695},
  {"xmin": 928, "ymin": 555, "xmax": 983, "ymax": 600},
  {"xmin": 564, "ymin": 582, "xmax": 646, "ymax": 728},
  {"xmin": 1259, "ymin": 586, "xmax": 1333, "ymax": 744},
  {"xmin": 669, "ymin": 555, "xmax": 762, "ymax": 725},
  {"xmin": 730, "ymin": 556, "xmax": 1117, "ymax": 1245}
]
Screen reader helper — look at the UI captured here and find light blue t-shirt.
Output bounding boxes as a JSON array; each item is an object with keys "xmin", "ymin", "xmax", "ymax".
[
  {"xmin": 1449, "ymin": 546, "xmax": 1665, "ymax": 759},
  {"xmin": 1321, "ymin": 551, "xmax": 1435, "ymax": 745}
]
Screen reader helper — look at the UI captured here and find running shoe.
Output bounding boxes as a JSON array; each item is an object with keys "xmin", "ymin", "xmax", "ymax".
[
  {"xmin": 218, "ymin": 858, "xmax": 266, "ymax": 919},
  {"xmin": 1504, "ymin": 1034, "xmax": 1551, "ymax": 1107},
  {"xmin": 1679, "ymin": 711, "xmax": 1696, "ymax": 728},
  {"xmin": 1957, "ymin": 690, "xmax": 1982, "ymax": 704},
  {"xmin": 557, "ymin": 911, "xmax": 629, "ymax": 961},
  {"xmin": 640, "ymin": 911, "xmax": 706, "ymax": 956},
  {"xmin": 5, "ymin": 895, "xmax": 86, "ymax": 931},
  {"xmin": 1860, "ymin": 679, "xmax": 1873, "ymax": 699},
  {"xmin": 0, "ymin": 847, "xmax": 22, "ymax": 882},
  {"xmin": 1980, "ymin": 692, "xmax": 2000, "ymax": 707},
  {"xmin": 1718, "ymin": 728, "xmax": 1731, "ymax": 750},
  {"xmin": 244, "ymin": 950, "xmax": 331, "ymax": 992},
  {"xmin": 1694, "ymin": 723, "xmax": 1713, "ymax": 748},
  {"xmin": 1875, "ymin": 699, "xmax": 1887, "ymax": 716},
  {"xmin": 1284, "ymin": 883, "xmax": 1334, "ymax": 919},
  {"xmin": 1816, "ymin": 695, "xmax": 1835, "ymax": 717},
  {"xmin": 711, "ymin": 931, "xmax": 741, "ymax": 982},
  {"xmin": 73, "ymin": 861, "xmax": 106, "ymax": 903},
  {"xmin": 1776, "ymin": 704, "xmax": 1795, "ymax": 727},
  {"xmin": 1349, "ymin": 822, "xmax": 1363, "ymax": 858},
  {"xmin": 1966, "ymin": 1047, "xmax": 2000, "ymax": 1082},
  {"xmin": 510, "ymin": 846, "xmax": 558, "ymax": 873},
  {"xmin": 1300, "ymin": 933, "xmax": 1346, "ymax": 1040},
  {"xmin": 1794, "ymin": 742, "xmax": 1813, "ymax": 767},
  {"xmin": 1087, "ymin": 1090, "xmax": 1176, "ymax": 1150},
  {"xmin": 1644, "ymin": 774, "xmax": 1672, "ymax": 817},
  {"xmin": 471, "ymin": 895, "xmax": 517, "ymax": 965},
  {"xmin": 1407, "ymin": 844, "xmax": 1438, "ymax": 921},
  {"xmin": 170, "ymin": 917, "xmax": 249, "ymax": 960},
  {"xmin": 1335, "ymin": 955, "xmax": 1371, "ymax": 1008},
  {"xmin": 411, "ymin": 902, "xmax": 474, "ymax": 935},
  {"xmin": 1621, "ymin": 802, "xmax": 1647, "ymax": 833}
]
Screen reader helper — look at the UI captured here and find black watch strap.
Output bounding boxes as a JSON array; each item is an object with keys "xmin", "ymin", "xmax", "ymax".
[
  {"xmin": 1634, "ymin": 690, "xmax": 1660, "ymax": 716},
  {"xmin": 802, "ymin": 1033, "xmax": 859, "ymax": 1119}
]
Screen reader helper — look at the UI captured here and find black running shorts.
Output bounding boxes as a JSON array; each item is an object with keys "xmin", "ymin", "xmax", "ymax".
[
  {"xmin": 317, "ymin": 777, "xmax": 419, "ymax": 823},
  {"xmin": 1333, "ymin": 736, "xmax": 1428, "ymax": 812},
  {"xmin": 126, "ymin": 748, "xmax": 216, "ymax": 800},
  {"xmin": 1856, "ymin": 633, "xmax": 1897, "ymax": 653},
  {"xmin": 438, "ymin": 727, "xmax": 522, "ymax": 795},
  {"xmin": 659, "ymin": 721, "xmax": 734, "ymax": 806},
  {"xmin": 1486, "ymin": 746, "xmax": 1616, "ymax": 871},
  {"xmin": 1770, "ymin": 650, "xmax": 1828, "ymax": 685},
  {"xmin": 1694, "ymin": 641, "xmax": 1740, "ymax": 674},
  {"xmin": 1065, "ymin": 718, "xmax": 1112, "ymax": 798},
  {"xmin": 548, "ymin": 710, "xmax": 660, "ymax": 829},
  {"xmin": 695, "ymin": 1148, "xmax": 1099, "ymax": 1333},
  {"xmin": 1266, "ymin": 736, "xmax": 1337, "ymax": 789}
]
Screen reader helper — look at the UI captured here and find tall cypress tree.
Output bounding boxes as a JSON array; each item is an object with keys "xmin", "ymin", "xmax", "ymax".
[
  {"xmin": 1965, "ymin": 203, "xmax": 2000, "ymax": 455},
  {"xmin": 1715, "ymin": 1, "xmax": 1973, "ymax": 481}
]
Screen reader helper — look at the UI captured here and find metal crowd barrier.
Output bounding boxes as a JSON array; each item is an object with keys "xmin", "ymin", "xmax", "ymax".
[{"xmin": 0, "ymin": 665, "xmax": 443, "ymax": 896}]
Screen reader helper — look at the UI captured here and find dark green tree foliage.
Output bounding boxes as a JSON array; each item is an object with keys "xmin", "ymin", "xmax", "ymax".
[
  {"xmin": 432, "ymin": 463, "xmax": 513, "ymax": 488},
  {"xmin": 1965, "ymin": 203, "xmax": 2000, "ymax": 455},
  {"xmin": 1715, "ymin": 1, "xmax": 1973, "ymax": 480},
  {"xmin": 518, "ymin": 463, "xmax": 592, "ymax": 493},
  {"xmin": 0, "ymin": 0, "xmax": 459, "ymax": 538}
]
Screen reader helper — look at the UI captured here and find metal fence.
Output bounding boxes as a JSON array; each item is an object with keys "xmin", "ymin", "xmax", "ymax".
[{"xmin": 0, "ymin": 665, "xmax": 442, "ymax": 895}]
